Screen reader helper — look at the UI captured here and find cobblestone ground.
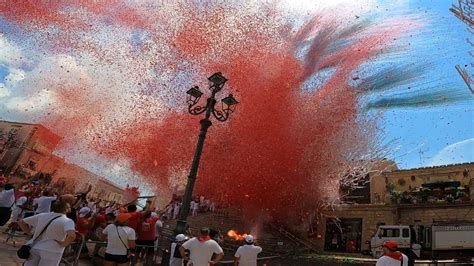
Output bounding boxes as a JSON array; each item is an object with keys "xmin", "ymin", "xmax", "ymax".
[{"xmin": 0, "ymin": 237, "xmax": 24, "ymax": 266}]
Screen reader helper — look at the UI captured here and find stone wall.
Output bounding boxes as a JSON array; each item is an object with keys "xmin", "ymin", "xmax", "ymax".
[
  {"xmin": 315, "ymin": 202, "xmax": 474, "ymax": 252},
  {"xmin": 385, "ymin": 163, "xmax": 474, "ymax": 193},
  {"xmin": 370, "ymin": 160, "xmax": 398, "ymax": 204},
  {"xmin": 314, "ymin": 204, "xmax": 397, "ymax": 251},
  {"xmin": 398, "ymin": 203, "xmax": 474, "ymax": 225}
]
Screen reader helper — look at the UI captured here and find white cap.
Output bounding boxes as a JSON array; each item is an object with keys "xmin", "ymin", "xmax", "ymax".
[
  {"xmin": 78, "ymin": 207, "xmax": 91, "ymax": 218},
  {"xmin": 245, "ymin": 235, "xmax": 254, "ymax": 243},
  {"xmin": 176, "ymin": 234, "xmax": 188, "ymax": 242}
]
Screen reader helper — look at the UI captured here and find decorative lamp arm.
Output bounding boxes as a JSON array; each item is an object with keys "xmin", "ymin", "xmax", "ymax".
[
  {"xmin": 212, "ymin": 108, "xmax": 229, "ymax": 122},
  {"xmin": 188, "ymin": 104, "xmax": 208, "ymax": 116}
]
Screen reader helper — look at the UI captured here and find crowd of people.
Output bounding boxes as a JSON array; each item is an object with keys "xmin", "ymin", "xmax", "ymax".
[
  {"xmin": 164, "ymin": 195, "xmax": 217, "ymax": 221},
  {"xmin": 0, "ymin": 175, "xmax": 264, "ymax": 266},
  {"xmin": 168, "ymin": 227, "xmax": 262, "ymax": 266},
  {"xmin": 0, "ymin": 176, "xmax": 164, "ymax": 265}
]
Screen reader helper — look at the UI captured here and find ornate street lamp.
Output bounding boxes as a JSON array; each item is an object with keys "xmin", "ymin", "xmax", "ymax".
[{"xmin": 174, "ymin": 72, "xmax": 238, "ymax": 235}]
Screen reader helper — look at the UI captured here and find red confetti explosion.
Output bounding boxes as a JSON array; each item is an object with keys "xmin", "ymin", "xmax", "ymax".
[{"xmin": 0, "ymin": 1, "xmax": 416, "ymax": 223}]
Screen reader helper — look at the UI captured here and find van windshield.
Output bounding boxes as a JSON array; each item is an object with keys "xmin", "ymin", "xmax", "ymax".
[{"xmin": 380, "ymin": 228, "xmax": 400, "ymax": 237}]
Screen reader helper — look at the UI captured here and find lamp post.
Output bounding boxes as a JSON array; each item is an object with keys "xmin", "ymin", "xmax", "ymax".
[{"xmin": 174, "ymin": 72, "xmax": 238, "ymax": 235}]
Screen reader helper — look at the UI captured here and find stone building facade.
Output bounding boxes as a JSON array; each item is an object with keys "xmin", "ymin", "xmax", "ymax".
[
  {"xmin": 313, "ymin": 162, "xmax": 474, "ymax": 253},
  {"xmin": 0, "ymin": 120, "xmax": 62, "ymax": 177},
  {"xmin": 0, "ymin": 119, "xmax": 125, "ymax": 204},
  {"xmin": 89, "ymin": 178, "xmax": 125, "ymax": 204}
]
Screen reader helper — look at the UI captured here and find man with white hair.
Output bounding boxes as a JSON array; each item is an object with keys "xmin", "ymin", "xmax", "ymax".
[{"xmin": 234, "ymin": 235, "xmax": 262, "ymax": 266}]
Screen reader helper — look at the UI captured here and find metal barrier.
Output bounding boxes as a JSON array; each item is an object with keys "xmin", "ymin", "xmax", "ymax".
[
  {"xmin": 5, "ymin": 221, "xmax": 24, "ymax": 246},
  {"xmin": 76, "ymin": 240, "xmax": 159, "ymax": 266},
  {"xmin": 4, "ymin": 211, "xmax": 33, "ymax": 246},
  {"xmin": 133, "ymin": 244, "xmax": 156, "ymax": 266},
  {"xmin": 61, "ymin": 232, "xmax": 85, "ymax": 266}
]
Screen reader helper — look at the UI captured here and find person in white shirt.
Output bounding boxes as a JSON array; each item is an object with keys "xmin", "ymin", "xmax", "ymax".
[
  {"xmin": 209, "ymin": 201, "xmax": 216, "ymax": 213},
  {"xmin": 11, "ymin": 195, "xmax": 28, "ymax": 222},
  {"xmin": 234, "ymin": 235, "xmax": 262, "ymax": 266},
  {"xmin": 34, "ymin": 191, "xmax": 57, "ymax": 214},
  {"xmin": 18, "ymin": 200, "xmax": 76, "ymax": 266},
  {"xmin": 169, "ymin": 234, "xmax": 188, "ymax": 266},
  {"xmin": 173, "ymin": 202, "xmax": 181, "ymax": 219},
  {"xmin": 6, "ymin": 194, "xmax": 29, "ymax": 232},
  {"xmin": 154, "ymin": 214, "xmax": 163, "ymax": 251},
  {"xmin": 376, "ymin": 241, "xmax": 409, "ymax": 266},
  {"xmin": 191, "ymin": 200, "xmax": 199, "ymax": 216},
  {"xmin": 180, "ymin": 227, "xmax": 224, "ymax": 266},
  {"xmin": 102, "ymin": 213, "xmax": 136, "ymax": 266},
  {"xmin": 0, "ymin": 183, "xmax": 15, "ymax": 207},
  {"xmin": 0, "ymin": 180, "xmax": 29, "ymax": 226},
  {"xmin": 88, "ymin": 198, "xmax": 97, "ymax": 213}
]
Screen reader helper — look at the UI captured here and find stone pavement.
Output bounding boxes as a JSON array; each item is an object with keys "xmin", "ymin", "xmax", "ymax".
[
  {"xmin": 0, "ymin": 239, "xmax": 24, "ymax": 266},
  {"xmin": 0, "ymin": 226, "xmax": 28, "ymax": 266}
]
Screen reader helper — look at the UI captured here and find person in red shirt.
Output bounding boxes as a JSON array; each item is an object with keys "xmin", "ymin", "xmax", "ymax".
[
  {"xmin": 126, "ymin": 201, "xmax": 153, "ymax": 233},
  {"xmin": 91, "ymin": 210, "xmax": 107, "ymax": 239},
  {"xmin": 76, "ymin": 207, "xmax": 96, "ymax": 238},
  {"xmin": 126, "ymin": 204, "xmax": 143, "ymax": 233},
  {"xmin": 136, "ymin": 211, "xmax": 160, "ymax": 265}
]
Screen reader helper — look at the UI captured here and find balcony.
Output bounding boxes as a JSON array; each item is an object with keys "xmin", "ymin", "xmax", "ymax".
[{"xmin": 388, "ymin": 180, "xmax": 471, "ymax": 206}]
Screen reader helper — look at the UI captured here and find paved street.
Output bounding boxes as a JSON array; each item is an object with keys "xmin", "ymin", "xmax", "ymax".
[{"xmin": 0, "ymin": 238, "xmax": 24, "ymax": 266}]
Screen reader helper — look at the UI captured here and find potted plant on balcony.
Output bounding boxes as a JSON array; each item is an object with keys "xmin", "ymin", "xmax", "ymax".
[
  {"xmin": 433, "ymin": 187, "xmax": 443, "ymax": 199},
  {"xmin": 427, "ymin": 196, "xmax": 436, "ymax": 203},
  {"xmin": 445, "ymin": 194, "xmax": 454, "ymax": 203},
  {"xmin": 419, "ymin": 187, "xmax": 430, "ymax": 203},
  {"xmin": 389, "ymin": 191, "xmax": 402, "ymax": 204},
  {"xmin": 456, "ymin": 191, "xmax": 470, "ymax": 202},
  {"xmin": 401, "ymin": 194, "xmax": 413, "ymax": 204}
]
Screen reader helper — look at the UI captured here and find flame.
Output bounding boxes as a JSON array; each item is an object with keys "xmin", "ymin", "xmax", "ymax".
[{"xmin": 227, "ymin": 229, "xmax": 248, "ymax": 241}]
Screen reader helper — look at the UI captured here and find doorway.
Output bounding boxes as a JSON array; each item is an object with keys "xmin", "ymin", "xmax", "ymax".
[{"xmin": 324, "ymin": 218, "xmax": 362, "ymax": 253}]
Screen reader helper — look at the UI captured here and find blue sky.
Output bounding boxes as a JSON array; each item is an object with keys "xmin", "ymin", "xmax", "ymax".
[
  {"xmin": 0, "ymin": 0, "xmax": 472, "ymax": 172},
  {"xmin": 378, "ymin": 0, "xmax": 473, "ymax": 169}
]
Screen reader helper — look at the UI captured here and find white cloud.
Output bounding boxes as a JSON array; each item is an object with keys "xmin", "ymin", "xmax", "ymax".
[
  {"xmin": 4, "ymin": 68, "xmax": 25, "ymax": 87},
  {"xmin": 429, "ymin": 138, "xmax": 474, "ymax": 166},
  {"xmin": 4, "ymin": 89, "xmax": 55, "ymax": 112},
  {"xmin": 0, "ymin": 34, "xmax": 24, "ymax": 68},
  {"xmin": 0, "ymin": 83, "xmax": 10, "ymax": 98}
]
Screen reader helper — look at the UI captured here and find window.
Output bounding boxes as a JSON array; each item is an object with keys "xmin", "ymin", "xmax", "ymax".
[
  {"xmin": 381, "ymin": 228, "xmax": 400, "ymax": 237},
  {"xmin": 397, "ymin": 178, "xmax": 406, "ymax": 186},
  {"xmin": 402, "ymin": 228, "xmax": 409, "ymax": 238}
]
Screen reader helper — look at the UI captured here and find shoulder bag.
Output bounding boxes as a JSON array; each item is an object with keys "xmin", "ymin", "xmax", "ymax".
[
  {"xmin": 116, "ymin": 225, "xmax": 132, "ymax": 258},
  {"xmin": 17, "ymin": 215, "xmax": 61, "ymax": 259}
]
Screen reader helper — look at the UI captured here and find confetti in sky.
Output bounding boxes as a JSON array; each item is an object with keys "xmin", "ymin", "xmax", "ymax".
[{"xmin": 0, "ymin": 1, "xmax": 472, "ymax": 222}]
